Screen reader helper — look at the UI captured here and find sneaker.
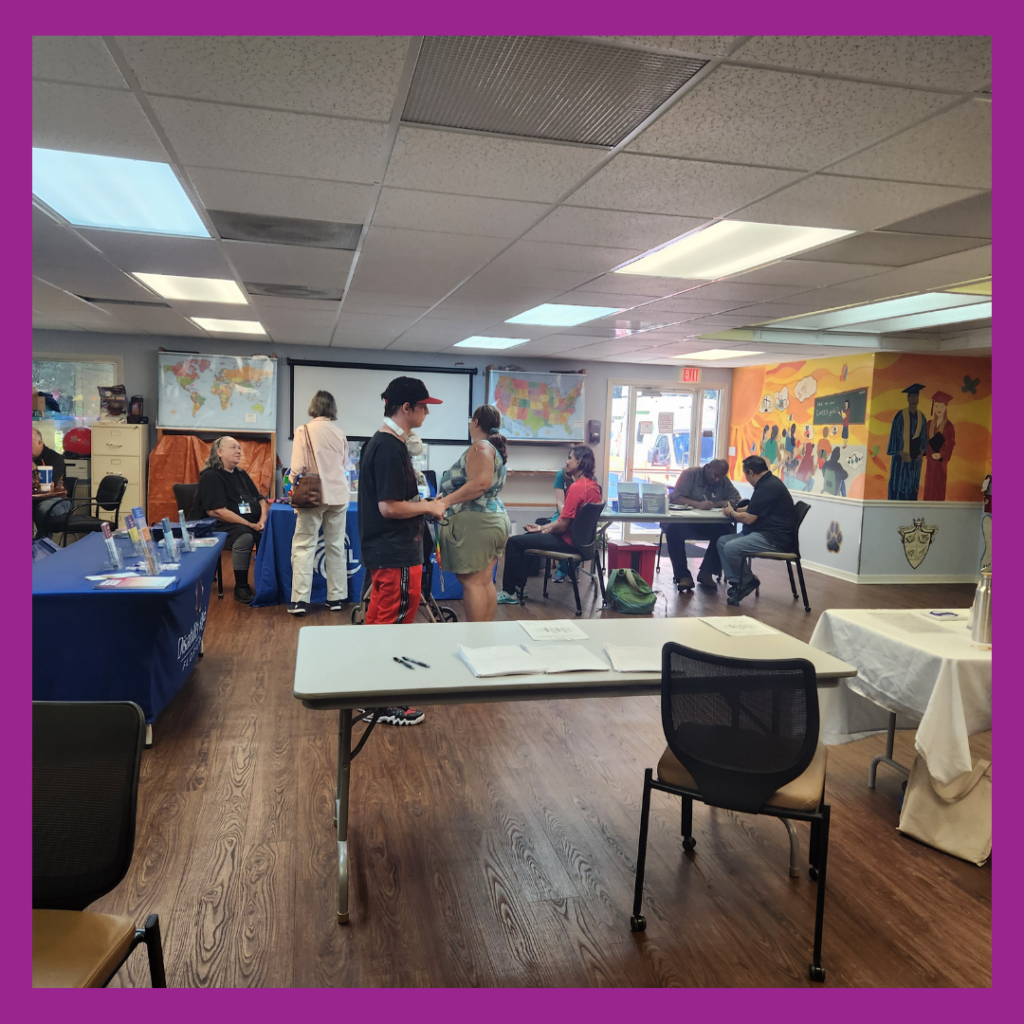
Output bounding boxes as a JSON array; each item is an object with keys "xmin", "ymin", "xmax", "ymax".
[
  {"xmin": 675, "ymin": 574, "xmax": 695, "ymax": 593},
  {"xmin": 234, "ymin": 585, "xmax": 255, "ymax": 604},
  {"xmin": 696, "ymin": 569, "xmax": 718, "ymax": 587},
  {"xmin": 553, "ymin": 568, "xmax": 568, "ymax": 582},
  {"xmin": 497, "ymin": 590, "xmax": 521, "ymax": 605},
  {"xmin": 326, "ymin": 599, "xmax": 347, "ymax": 611},
  {"xmin": 362, "ymin": 706, "xmax": 425, "ymax": 726},
  {"xmin": 727, "ymin": 575, "xmax": 760, "ymax": 606},
  {"xmin": 287, "ymin": 601, "xmax": 308, "ymax": 615}
]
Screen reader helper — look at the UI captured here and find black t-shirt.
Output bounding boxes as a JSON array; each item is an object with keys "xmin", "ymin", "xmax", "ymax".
[
  {"xmin": 745, "ymin": 472, "xmax": 796, "ymax": 549},
  {"xmin": 33, "ymin": 444, "xmax": 65, "ymax": 488},
  {"xmin": 358, "ymin": 430, "xmax": 423, "ymax": 569},
  {"xmin": 191, "ymin": 467, "xmax": 262, "ymax": 524}
]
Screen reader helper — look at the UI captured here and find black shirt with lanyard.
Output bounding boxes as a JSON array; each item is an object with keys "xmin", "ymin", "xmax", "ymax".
[{"xmin": 192, "ymin": 467, "xmax": 263, "ymax": 524}]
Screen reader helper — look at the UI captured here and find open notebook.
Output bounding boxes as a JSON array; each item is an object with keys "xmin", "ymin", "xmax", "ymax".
[{"xmin": 457, "ymin": 644, "xmax": 609, "ymax": 678}]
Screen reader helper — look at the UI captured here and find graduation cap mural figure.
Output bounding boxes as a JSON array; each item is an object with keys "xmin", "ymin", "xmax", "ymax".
[
  {"xmin": 923, "ymin": 390, "xmax": 956, "ymax": 502},
  {"xmin": 886, "ymin": 384, "xmax": 927, "ymax": 500}
]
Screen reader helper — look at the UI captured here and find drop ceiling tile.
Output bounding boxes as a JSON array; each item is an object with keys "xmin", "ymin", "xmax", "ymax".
[
  {"xmin": 360, "ymin": 226, "xmax": 508, "ymax": 266},
  {"xmin": 731, "ymin": 259, "xmax": 890, "ymax": 288},
  {"xmin": 713, "ymin": 302, "xmax": 827, "ymax": 321},
  {"xmin": 383, "ymin": 126, "xmax": 605, "ymax": 203},
  {"xmin": 559, "ymin": 290, "xmax": 660, "ymax": 311},
  {"xmin": 77, "ymin": 231, "xmax": 233, "ymax": 278},
  {"xmin": 790, "ymin": 230, "xmax": 989, "ymax": 267},
  {"xmin": 628, "ymin": 65, "xmax": 951, "ymax": 169},
  {"xmin": 512, "ymin": 334, "xmax": 620, "ymax": 356},
  {"xmin": 92, "ymin": 303, "xmax": 204, "ymax": 336},
  {"xmin": 186, "ymin": 167, "xmax": 374, "ymax": 224},
  {"xmin": 150, "ymin": 97, "xmax": 388, "ymax": 182},
  {"xmin": 433, "ymin": 294, "xmax": 550, "ymax": 320},
  {"xmin": 883, "ymin": 191, "xmax": 990, "ymax": 238},
  {"xmin": 33, "ymin": 314, "xmax": 82, "ymax": 332},
  {"xmin": 33, "ymin": 37, "xmax": 127, "ymax": 88},
  {"xmin": 582, "ymin": 36, "xmax": 739, "ymax": 57},
  {"xmin": 33, "ymin": 81, "xmax": 166, "ymax": 160},
  {"xmin": 342, "ymin": 290, "xmax": 434, "ymax": 316},
  {"xmin": 585, "ymin": 273, "xmax": 703, "ymax": 297},
  {"xmin": 221, "ymin": 240, "xmax": 354, "ymax": 289},
  {"xmin": 397, "ymin": 322, "xmax": 495, "ymax": 346},
  {"xmin": 684, "ymin": 314, "xmax": 768, "ymax": 329},
  {"xmin": 387, "ymin": 336, "xmax": 463, "ymax": 354},
  {"xmin": 350, "ymin": 253, "xmax": 487, "ymax": 301},
  {"xmin": 117, "ymin": 36, "xmax": 409, "ymax": 121},
  {"xmin": 496, "ymin": 239, "xmax": 644, "ymax": 274},
  {"xmin": 32, "ymin": 277, "xmax": 99, "ymax": 316},
  {"xmin": 266, "ymin": 324, "xmax": 334, "ymax": 346},
  {"xmin": 462, "ymin": 258, "xmax": 594, "ymax": 294},
  {"xmin": 566, "ymin": 154, "xmax": 800, "ymax": 217},
  {"xmin": 373, "ymin": 188, "xmax": 548, "ymax": 238},
  {"xmin": 632, "ymin": 295, "xmax": 738, "ymax": 316},
  {"xmin": 736, "ymin": 36, "xmax": 992, "ymax": 92},
  {"xmin": 249, "ymin": 297, "xmax": 340, "ymax": 316},
  {"xmin": 735, "ymin": 175, "xmax": 983, "ymax": 231},
  {"xmin": 689, "ymin": 282, "xmax": 810, "ymax": 302},
  {"xmin": 525, "ymin": 206, "xmax": 708, "ymax": 250},
  {"xmin": 828, "ymin": 101, "xmax": 991, "ymax": 189}
]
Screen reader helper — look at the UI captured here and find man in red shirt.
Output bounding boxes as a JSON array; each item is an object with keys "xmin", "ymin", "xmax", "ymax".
[{"xmin": 498, "ymin": 445, "xmax": 602, "ymax": 603}]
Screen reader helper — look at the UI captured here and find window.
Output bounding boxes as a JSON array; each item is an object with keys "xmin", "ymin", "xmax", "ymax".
[{"xmin": 32, "ymin": 354, "xmax": 121, "ymax": 420}]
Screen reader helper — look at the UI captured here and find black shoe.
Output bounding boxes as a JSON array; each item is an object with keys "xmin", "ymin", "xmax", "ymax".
[
  {"xmin": 234, "ymin": 585, "xmax": 255, "ymax": 604},
  {"xmin": 727, "ymin": 576, "xmax": 760, "ymax": 606},
  {"xmin": 675, "ymin": 574, "xmax": 695, "ymax": 593},
  {"xmin": 326, "ymin": 598, "xmax": 348, "ymax": 611},
  {"xmin": 361, "ymin": 706, "xmax": 425, "ymax": 726},
  {"xmin": 697, "ymin": 569, "xmax": 718, "ymax": 587},
  {"xmin": 287, "ymin": 601, "xmax": 307, "ymax": 615}
]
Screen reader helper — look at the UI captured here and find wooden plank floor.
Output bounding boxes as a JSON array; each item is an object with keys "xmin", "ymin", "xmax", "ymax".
[{"xmin": 94, "ymin": 554, "xmax": 990, "ymax": 987}]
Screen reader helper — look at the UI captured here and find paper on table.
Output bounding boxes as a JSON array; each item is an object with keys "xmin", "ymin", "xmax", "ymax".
[
  {"xmin": 457, "ymin": 646, "xmax": 540, "ymax": 677},
  {"xmin": 85, "ymin": 572, "xmax": 140, "ymax": 580},
  {"xmin": 192, "ymin": 538, "xmax": 220, "ymax": 547},
  {"xmin": 524, "ymin": 645, "xmax": 609, "ymax": 673},
  {"xmin": 699, "ymin": 616, "xmax": 779, "ymax": 637},
  {"xmin": 604, "ymin": 645, "xmax": 661, "ymax": 672},
  {"xmin": 870, "ymin": 612, "xmax": 956, "ymax": 634},
  {"xmin": 518, "ymin": 619, "xmax": 588, "ymax": 642},
  {"xmin": 94, "ymin": 576, "xmax": 176, "ymax": 590}
]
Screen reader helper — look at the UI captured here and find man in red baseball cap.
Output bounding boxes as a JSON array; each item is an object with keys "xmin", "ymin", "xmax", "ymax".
[{"xmin": 356, "ymin": 377, "xmax": 446, "ymax": 725}]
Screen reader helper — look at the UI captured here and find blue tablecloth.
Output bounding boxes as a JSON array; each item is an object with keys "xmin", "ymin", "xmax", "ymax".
[
  {"xmin": 32, "ymin": 532, "xmax": 225, "ymax": 722},
  {"xmin": 252, "ymin": 502, "xmax": 470, "ymax": 606}
]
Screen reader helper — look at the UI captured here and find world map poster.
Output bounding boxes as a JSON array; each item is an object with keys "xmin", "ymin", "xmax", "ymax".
[
  {"xmin": 487, "ymin": 370, "xmax": 585, "ymax": 442},
  {"xmin": 157, "ymin": 353, "xmax": 277, "ymax": 431}
]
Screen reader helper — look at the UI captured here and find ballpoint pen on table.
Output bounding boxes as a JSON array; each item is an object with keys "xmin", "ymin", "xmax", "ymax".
[
  {"xmin": 392, "ymin": 656, "xmax": 415, "ymax": 670},
  {"xmin": 401, "ymin": 657, "xmax": 430, "ymax": 668}
]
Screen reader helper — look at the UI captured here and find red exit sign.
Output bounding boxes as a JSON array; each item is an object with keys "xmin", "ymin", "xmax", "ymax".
[{"xmin": 679, "ymin": 367, "xmax": 702, "ymax": 384}]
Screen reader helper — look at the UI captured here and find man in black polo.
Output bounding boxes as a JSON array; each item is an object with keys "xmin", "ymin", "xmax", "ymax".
[
  {"xmin": 663, "ymin": 458, "xmax": 740, "ymax": 592},
  {"xmin": 717, "ymin": 455, "xmax": 796, "ymax": 606}
]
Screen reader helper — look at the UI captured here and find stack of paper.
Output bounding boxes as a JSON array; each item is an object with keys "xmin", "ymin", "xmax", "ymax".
[
  {"xmin": 94, "ymin": 576, "xmax": 176, "ymax": 590},
  {"xmin": 699, "ymin": 616, "xmax": 779, "ymax": 636},
  {"xmin": 518, "ymin": 619, "xmax": 588, "ymax": 642},
  {"xmin": 457, "ymin": 644, "xmax": 608, "ymax": 678},
  {"xmin": 526, "ymin": 645, "xmax": 609, "ymax": 674},
  {"xmin": 604, "ymin": 645, "xmax": 661, "ymax": 672}
]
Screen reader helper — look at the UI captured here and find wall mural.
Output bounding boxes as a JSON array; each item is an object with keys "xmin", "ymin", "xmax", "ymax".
[
  {"xmin": 826, "ymin": 521, "xmax": 843, "ymax": 553},
  {"xmin": 898, "ymin": 518, "xmax": 938, "ymax": 569}
]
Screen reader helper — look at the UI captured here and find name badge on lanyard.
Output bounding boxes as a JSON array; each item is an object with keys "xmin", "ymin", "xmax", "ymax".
[{"xmin": 238, "ymin": 499, "xmax": 251, "ymax": 515}]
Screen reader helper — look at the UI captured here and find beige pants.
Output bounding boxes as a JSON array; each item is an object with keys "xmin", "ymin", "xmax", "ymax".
[{"xmin": 290, "ymin": 503, "xmax": 349, "ymax": 603}]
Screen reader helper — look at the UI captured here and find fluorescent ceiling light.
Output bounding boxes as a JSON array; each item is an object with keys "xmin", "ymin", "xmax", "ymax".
[
  {"xmin": 946, "ymin": 279, "xmax": 992, "ymax": 296},
  {"xmin": 190, "ymin": 317, "xmax": 266, "ymax": 335},
  {"xmin": 134, "ymin": 272, "xmax": 247, "ymax": 304},
  {"xmin": 32, "ymin": 149, "xmax": 209, "ymax": 237},
  {"xmin": 772, "ymin": 292, "xmax": 990, "ymax": 331},
  {"xmin": 837, "ymin": 302, "xmax": 992, "ymax": 335},
  {"xmin": 453, "ymin": 336, "xmax": 528, "ymax": 350},
  {"xmin": 615, "ymin": 221, "xmax": 853, "ymax": 280},
  {"xmin": 678, "ymin": 349, "xmax": 764, "ymax": 360},
  {"xmin": 505, "ymin": 304, "xmax": 621, "ymax": 326}
]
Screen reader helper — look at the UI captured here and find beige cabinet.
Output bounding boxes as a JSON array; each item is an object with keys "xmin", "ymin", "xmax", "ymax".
[{"xmin": 90, "ymin": 423, "xmax": 148, "ymax": 523}]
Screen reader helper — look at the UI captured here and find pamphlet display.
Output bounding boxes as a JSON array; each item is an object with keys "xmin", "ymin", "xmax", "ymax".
[
  {"xmin": 161, "ymin": 518, "xmax": 180, "ymax": 561},
  {"xmin": 617, "ymin": 482, "xmax": 641, "ymax": 513},
  {"xmin": 101, "ymin": 522, "xmax": 122, "ymax": 570},
  {"xmin": 640, "ymin": 483, "xmax": 667, "ymax": 515}
]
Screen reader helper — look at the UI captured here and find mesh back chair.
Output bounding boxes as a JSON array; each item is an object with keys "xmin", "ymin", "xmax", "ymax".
[
  {"xmin": 173, "ymin": 482, "xmax": 223, "ymax": 598},
  {"xmin": 748, "ymin": 500, "xmax": 812, "ymax": 612},
  {"xmin": 59, "ymin": 475, "xmax": 128, "ymax": 546},
  {"xmin": 37, "ymin": 478, "xmax": 78, "ymax": 538},
  {"xmin": 523, "ymin": 501, "xmax": 606, "ymax": 616},
  {"xmin": 32, "ymin": 701, "xmax": 167, "ymax": 988},
  {"xmin": 630, "ymin": 643, "xmax": 832, "ymax": 983}
]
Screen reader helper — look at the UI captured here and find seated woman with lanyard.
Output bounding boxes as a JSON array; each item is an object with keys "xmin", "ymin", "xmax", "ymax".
[
  {"xmin": 190, "ymin": 436, "xmax": 268, "ymax": 604},
  {"xmin": 497, "ymin": 444, "xmax": 601, "ymax": 604}
]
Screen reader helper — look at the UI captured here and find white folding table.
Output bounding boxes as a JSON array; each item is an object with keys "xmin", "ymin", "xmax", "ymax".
[{"xmin": 294, "ymin": 618, "xmax": 857, "ymax": 922}]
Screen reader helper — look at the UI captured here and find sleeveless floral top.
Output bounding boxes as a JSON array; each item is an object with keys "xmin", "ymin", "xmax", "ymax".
[{"xmin": 440, "ymin": 439, "xmax": 507, "ymax": 514}]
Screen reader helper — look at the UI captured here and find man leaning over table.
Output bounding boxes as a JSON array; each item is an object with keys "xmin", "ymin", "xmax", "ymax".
[
  {"xmin": 717, "ymin": 454, "xmax": 797, "ymax": 607},
  {"xmin": 662, "ymin": 457, "xmax": 740, "ymax": 594},
  {"xmin": 356, "ymin": 377, "xmax": 446, "ymax": 726}
]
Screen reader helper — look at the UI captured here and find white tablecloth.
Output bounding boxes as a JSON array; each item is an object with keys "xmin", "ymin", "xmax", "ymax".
[{"xmin": 809, "ymin": 609, "xmax": 992, "ymax": 785}]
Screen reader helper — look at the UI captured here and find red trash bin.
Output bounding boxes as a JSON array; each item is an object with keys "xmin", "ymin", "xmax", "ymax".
[{"xmin": 606, "ymin": 541, "xmax": 658, "ymax": 586}]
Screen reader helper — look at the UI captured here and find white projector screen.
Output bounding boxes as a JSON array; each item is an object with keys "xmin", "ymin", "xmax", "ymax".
[{"xmin": 289, "ymin": 360, "xmax": 476, "ymax": 442}]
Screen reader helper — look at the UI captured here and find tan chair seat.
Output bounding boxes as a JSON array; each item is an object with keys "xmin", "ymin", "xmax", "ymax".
[
  {"xmin": 657, "ymin": 741, "xmax": 828, "ymax": 812},
  {"xmin": 33, "ymin": 909, "xmax": 136, "ymax": 988},
  {"xmin": 751, "ymin": 550, "xmax": 798, "ymax": 560},
  {"xmin": 523, "ymin": 549, "xmax": 582, "ymax": 561}
]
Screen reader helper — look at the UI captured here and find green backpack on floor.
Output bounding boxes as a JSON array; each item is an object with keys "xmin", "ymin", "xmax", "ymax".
[{"xmin": 606, "ymin": 568, "xmax": 658, "ymax": 615}]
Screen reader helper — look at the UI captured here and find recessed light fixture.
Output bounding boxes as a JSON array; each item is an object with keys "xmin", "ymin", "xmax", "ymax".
[
  {"xmin": 505, "ymin": 304, "xmax": 621, "ymax": 326},
  {"xmin": 133, "ymin": 273, "xmax": 248, "ymax": 304},
  {"xmin": 677, "ymin": 349, "xmax": 764, "ymax": 360},
  {"xmin": 190, "ymin": 317, "xmax": 266, "ymax": 335},
  {"xmin": 453, "ymin": 337, "xmax": 528, "ymax": 350},
  {"xmin": 770, "ymin": 292, "xmax": 990, "ymax": 331},
  {"xmin": 615, "ymin": 221, "xmax": 854, "ymax": 280},
  {"xmin": 840, "ymin": 301, "xmax": 992, "ymax": 334},
  {"xmin": 32, "ymin": 149, "xmax": 209, "ymax": 237}
]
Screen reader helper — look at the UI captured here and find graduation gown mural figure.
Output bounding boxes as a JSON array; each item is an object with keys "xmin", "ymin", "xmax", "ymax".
[
  {"xmin": 923, "ymin": 390, "xmax": 956, "ymax": 502},
  {"xmin": 887, "ymin": 383, "xmax": 927, "ymax": 500}
]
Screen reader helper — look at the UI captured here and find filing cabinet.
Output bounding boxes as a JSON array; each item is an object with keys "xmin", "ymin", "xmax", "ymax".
[{"xmin": 90, "ymin": 423, "xmax": 148, "ymax": 523}]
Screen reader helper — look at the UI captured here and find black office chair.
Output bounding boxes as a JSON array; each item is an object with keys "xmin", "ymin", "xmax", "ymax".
[
  {"xmin": 32, "ymin": 701, "xmax": 167, "ymax": 988},
  {"xmin": 173, "ymin": 482, "xmax": 223, "ymax": 598},
  {"xmin": 36, "ymin": 477, "xmax": 78, "ymax": 538},
  {"xmin": 746, "ymin": 500, "xmax": 811, "ymax": 612},
  {"xmin": 522, "ymin": 501, "xmax": 606, "ymax": 616},
  {"xmin": 630, "ymin": 643, "xmax": 831, "ymax": 982},
  {"xmin": 59, "ymin": 475, "xmax": 128, "ymax": 546}
]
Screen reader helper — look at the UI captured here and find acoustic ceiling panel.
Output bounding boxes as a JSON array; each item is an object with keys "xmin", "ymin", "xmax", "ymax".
[
  {"xmin": 403, "ymin": 36, "xmax": 708, "ymax": 147},
  {"xmin": 32, "ymin": 36, "xmax": 128, "ymax": 89},
  {"xmin": 790, "ymin": 230, "xmax": 988, "ymax": 267},
  {"xmin": 882, "ymin": 191, "xmax": 992, "ymax": 239}
]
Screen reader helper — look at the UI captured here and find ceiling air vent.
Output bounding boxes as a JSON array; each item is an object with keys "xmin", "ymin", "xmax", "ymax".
[
  {"xmin": 209, "ymin": 211, "xmax": 362, "ymax": 250},
  {"xmin": 76, "ymin": 297, "xmax": 171, "ymax": 307},
  {"xmin": 403, "ymin": 36, "xmax": 708, "ymax": 147},
  {"xmin": 244, "ymin": 282, "xmax": 345, "ymax": 301}
]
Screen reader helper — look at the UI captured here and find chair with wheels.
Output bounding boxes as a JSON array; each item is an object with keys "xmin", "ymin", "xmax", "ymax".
[
  {"xmin": 522, "ymin": 501, "xmax": 606, "ymax": 616},
  {"xmin": 58, "ymin": 475, "xmax": 128, "ymax": 546},
  {"xmin": 173, "ymin": 482, "xmax": 224, "ymax": 599},
  {"xmin": 630, "ymin": 643, "xmax": 832, "ymax": 983},
  {"xmin": 32, "ymin": 701, "xmax": 167, "ymax": 988},
  {"xmin": 747, "ymin": 499, "xmax": 812, "ymax": 612}
]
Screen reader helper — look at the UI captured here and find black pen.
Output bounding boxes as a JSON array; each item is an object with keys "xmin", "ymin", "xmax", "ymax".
[
  {"xmin": 401, "ymin": 657, "xmax": 430, "ymax": 668},
  {"xmin": 393, "ymin": 657, "xmax": 415, "ymax": 670}
]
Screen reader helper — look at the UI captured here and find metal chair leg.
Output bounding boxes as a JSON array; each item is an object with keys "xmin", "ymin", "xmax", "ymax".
[
  {"xmin": 142, "ymin": 914, "xmax": 167, "ymax": 987},
  {"xmin": 216, "ymin": 558, "xmax": 223, "ymax": 599},
  {"xmin": 783, "ymin": 818, "xmax": 801, "ymax": 877},
  {"xmin": 681, "ymin": 796, "xmax": 695, "ymax": 851},
  {"xmin": 569, "ymin": 561, "xmax": 582, "ymax": 617},
  {"xmin": 631, "ymin": 769, "xmax": 653, "ymax": 932},
  {"xmin": 542, "ymin": 557, "xmax": 551, "ymax": 599},
  {"xmin": 786, "ymin": 560, "xmax": 798, "ymax": 599},
  {"xmin": 795, "ymin": 558, "xmax": 810, "ymax": 612},
  {"xmin": 808, "ymin": 804, "xmax": 830, "ymax": 982},
  {"xmin": 656, "ymin": 530, "xmax": 664, "ymax": 573}
]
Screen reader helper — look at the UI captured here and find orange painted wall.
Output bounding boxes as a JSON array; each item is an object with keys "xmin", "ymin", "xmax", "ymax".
[{"xmin": 865, "ymin": 353, "xmax": 991, "ymax": 500}]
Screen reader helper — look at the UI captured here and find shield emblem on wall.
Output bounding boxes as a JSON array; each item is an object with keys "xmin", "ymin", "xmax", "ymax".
[{"xmin": 898, "ymin": 518, "xmax": 938, "ymax": 569}]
